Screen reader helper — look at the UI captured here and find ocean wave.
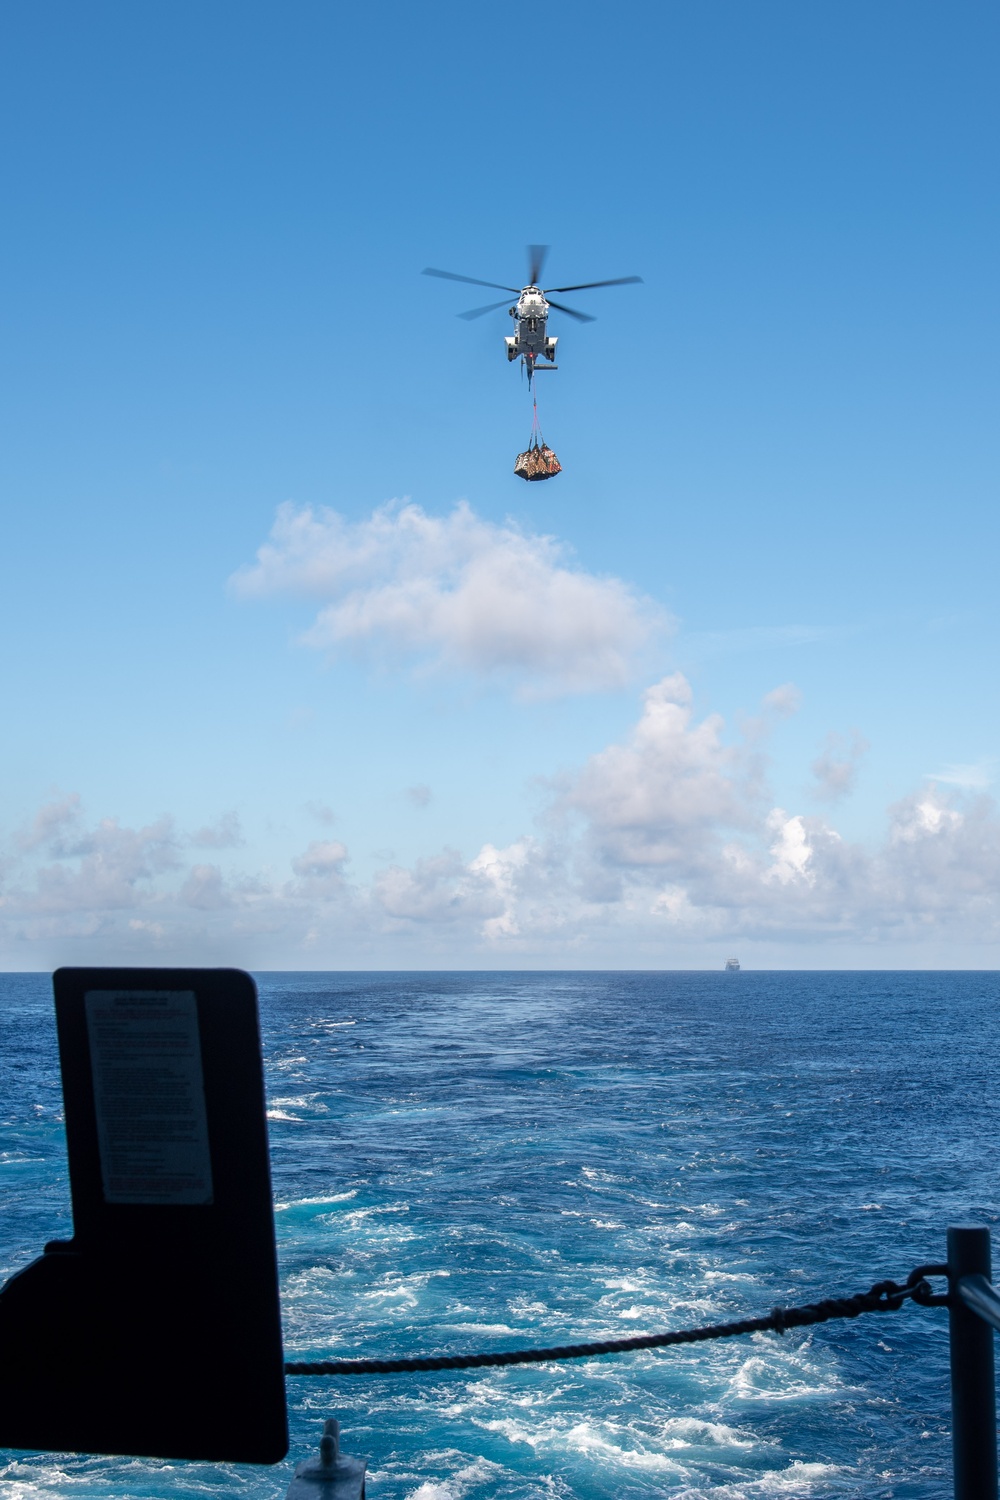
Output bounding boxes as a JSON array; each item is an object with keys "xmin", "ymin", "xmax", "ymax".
[
  {"xmin": 275, "ymin": 1189, "xmax": 359, "ymax": 1211},
  {"xmin": 674, "ymin": 1459, "xmax": 842, "ymax": 1497}
]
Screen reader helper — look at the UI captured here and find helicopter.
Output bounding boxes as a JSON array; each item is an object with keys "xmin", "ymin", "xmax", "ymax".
[{"xmin": 423, "ymin": 245, "xmax": 641, "ymax": 386}]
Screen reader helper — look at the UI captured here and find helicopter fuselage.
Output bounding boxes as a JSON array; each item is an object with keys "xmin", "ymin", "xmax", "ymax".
[
  {"xmin": 422, "ymin": 249, "xmax": 641, "ymax": 384},
  {"xmin": 504, "ymin": 286, "xmax": 557, "ymax": 379}
]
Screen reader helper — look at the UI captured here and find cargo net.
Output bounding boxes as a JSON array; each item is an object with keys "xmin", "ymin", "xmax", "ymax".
[{"xmin": 514, "ymin": 398, "xmax": 562, "ymax": 482}]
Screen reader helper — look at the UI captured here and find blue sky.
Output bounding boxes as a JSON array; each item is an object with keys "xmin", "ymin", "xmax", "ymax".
[{"xmin": 1, "ymin": 0, "xmax": 997, "ymax": 967}]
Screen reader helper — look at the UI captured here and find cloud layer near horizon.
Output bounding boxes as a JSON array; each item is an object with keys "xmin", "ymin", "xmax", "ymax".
[
  {"xmin": 231, "ymin": 500, "xmax": 664, "ymax": 696},
  {"xmin": 3, "ymin": 673, "xmax": 998, "ymax": 966}
]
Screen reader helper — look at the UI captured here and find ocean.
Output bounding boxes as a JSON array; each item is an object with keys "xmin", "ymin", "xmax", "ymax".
[{"xmin": 2, "ymin": 969, "xmax": 999, "ymax": 1500}]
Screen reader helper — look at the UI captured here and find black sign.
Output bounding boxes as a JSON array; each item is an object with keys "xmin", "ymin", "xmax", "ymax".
[{"xmin": 0, "ymin": 968, "xmax": 288, "ymax": 1463}]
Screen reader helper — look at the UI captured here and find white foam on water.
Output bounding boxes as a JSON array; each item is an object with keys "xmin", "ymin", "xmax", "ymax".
[
  {"xmin": 674, "ymin": 1459, "xmax": 842, "ymax": 1497},
  {"xmin": 284, "ymin": 1263, "xmax": 348, "ymax": 1301},
  {"xmin": 0, "ymin": 1455, "xmax": 210, "ymax": 1499},
  {"xmin": 360, "ymin": 1269, "xmax": 452, "ymax": 1311},
  {"xmin": 275, "ymin": 1189, "xmax": 359, "ymax": 1211},
  {"xmin": 506, "ymin": 1296, "xmax": 551, "ymax": 1316},
  {"xmin": 443, "ymin": 1322, "xmax": 519, "ymax": 1335},
  {"xmin": 0, "ymin": 1458, "xmax": 81, "ymax": 1499},
  {"xmin": 726, "ymin": 1333, "xmax": 846, "ymax": 1403},
  {"xmin": 457, "ymin": 1376, "xmax": 576, "ymax": 1406},
  {"xmin": 400, "ymin": 1455, "xmax": 505, "ymax": 1500},
  {"xmin": 476, "ymin": 1413, "xmax": 688, "ymax": 1475},
  {"xmin": 658, "ymin": 1417, "xmax": 758, "ymax": 1451},
  {"xmin": 612, "ymin": 1302, "xmax": 662, "ymax": 1320},
  {"xmin": 338, "ymin": 1205, "xmax": 411, "ymax": 1229}
]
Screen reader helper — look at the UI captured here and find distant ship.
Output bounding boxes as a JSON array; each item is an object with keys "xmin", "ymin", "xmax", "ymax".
[{"xmin": 724, "ymin": 957, "xmax": 740, "ymax": 972}]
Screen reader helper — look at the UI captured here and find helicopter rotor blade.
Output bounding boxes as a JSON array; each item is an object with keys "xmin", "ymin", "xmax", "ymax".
[
  {"xmin": 544, "ymin": 276, "xmax": 643, "ymax": 293},
  {"xmin": 546, "ymin": 299, "xmax": 596, "ymax": 323},
  {"xmin": 527, "ymin": 244, "xmax": 549, "ymax": 286},
  {"xmin": 457, "ymin": 297, "xmax": 516, "ymax": 321},
  {"xmin": 423, "ymin": 268, "xmax": 520, "ymax": 293}
]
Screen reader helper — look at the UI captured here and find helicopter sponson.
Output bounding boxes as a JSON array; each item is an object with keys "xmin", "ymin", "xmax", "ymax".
[{"xmin": 422, "ymin": 245, "xmax": 641, "ymax": 386}]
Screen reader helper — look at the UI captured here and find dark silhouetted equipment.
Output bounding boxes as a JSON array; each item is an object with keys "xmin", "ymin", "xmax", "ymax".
[
  {"xmin": 286, "ymin": 1419, "xmax": 366, "ymax": 1500},
  {"xmin": 0, "ymin": 967, "xmax": 288, "ymax": 1463}
]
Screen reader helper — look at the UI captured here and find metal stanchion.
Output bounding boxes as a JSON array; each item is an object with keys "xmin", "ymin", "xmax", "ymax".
[{"xmin": 949, "ymin": 1225, "xmax": 998, "ymax": 1500}]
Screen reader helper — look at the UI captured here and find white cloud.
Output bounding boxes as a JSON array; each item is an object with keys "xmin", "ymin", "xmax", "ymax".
[
  {"xmin": 231, "ymin": 500, "xmax": 664, "ymax": 697},
  {"xmin": 179, "ymin": 863, "xmax": 232, "ymax": 910},
  {"xmin": 889, "ymin": 794, "xmax": 963, "ymax": 845},
  {"xmin": 0, "ymin": 813, "xmax": 180, "ymax": 949},
  {"xmin": 565, "ymin": 673, "xmax": 758, "ymax": 871},
  {"xmin": 810, "ymin": 730, "xmax": 869, "ymax": 802},
  {"xmin": 289, "ymin": 840, "xmax": 350, "ymax": 900},
  {"xmin": 763, "ymin": 683, "xmax": 802, "ymax": 718},
  {"xmin": 765, "ymin": 810, "xmax": 817, "ymax": 886},
  {"xmin": 469, "ymin": 839, "xmax": 535, "ymax": 938},
  {"xmin": 928, "ymin": 759, "xmax": 997, "ymax": 789},
  {"xmin": 4, "ymin": 681, "xmax": 1000, "ymax": 965},
  {"xmin": 190, "ymin": 810, "xmax": 244, "ymax": 848},
  {"xmin": 15, "ymin": 793, "xmax": 82, "ymax": 852}
]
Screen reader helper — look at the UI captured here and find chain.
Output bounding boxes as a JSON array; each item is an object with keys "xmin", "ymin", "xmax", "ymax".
[{"xmin": 285, "ymin": 1266, "xmax": 943, "ymax": 1376}]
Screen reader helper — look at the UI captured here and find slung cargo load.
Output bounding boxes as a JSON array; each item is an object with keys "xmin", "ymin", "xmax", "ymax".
[{"xmin": 514, "ymin": 438, "xmax": 562, "ymax": 481}]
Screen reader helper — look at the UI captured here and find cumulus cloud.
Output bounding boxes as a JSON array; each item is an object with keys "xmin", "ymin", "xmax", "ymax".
[
  {"xmin": 373, "ymin": 849, "xmax": 500, "ymax": 926},
  {"xmin": 231, "ymin": 500, "xmax": 664, "ymax": 697},
  {"xmin": 565, "ymin": 673, "xmax": 758, "ymax": 872},
  {"xmin": 1, "ymin": 812, "xmax": 180, "ymax": 946},
  {"xmin": 763, "ymin": 683, "xmax": 802, "ymax": 718},
  {"xmin": 810, "ymin": 730, "xmax": 869, "ymax": 802},
  {"xmin": 290, "ymin": 840, "xmax": 350, "ymax": 899},
  {"xmin": 179, "ymin": 863, "xmax": 232, "ymax": 910},
  {"xmin": 4, "ymin": 681, "xmax": 1000, "ymax": 964},
  {"xmin": 15, "ymin": 793, "xmax": 82, "ymax": 852},
  {"xmin": 190, "ymin": 810, "xmax": 244, "ymax": 848}
]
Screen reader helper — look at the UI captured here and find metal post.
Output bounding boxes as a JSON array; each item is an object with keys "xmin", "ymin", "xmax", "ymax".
[
  {"xmin": 285, "ymin": 1419, "xmax": 366, "ymax": 1500},
  {"xmin": 949, "ymin": 1225, "xmax": 998, "ymax": 1500}
]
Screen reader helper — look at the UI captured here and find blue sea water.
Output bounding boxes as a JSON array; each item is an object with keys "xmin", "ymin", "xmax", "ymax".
[{"xmin": 2, "ymin": 969, "xmax": 999, "ymax": 1500}]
